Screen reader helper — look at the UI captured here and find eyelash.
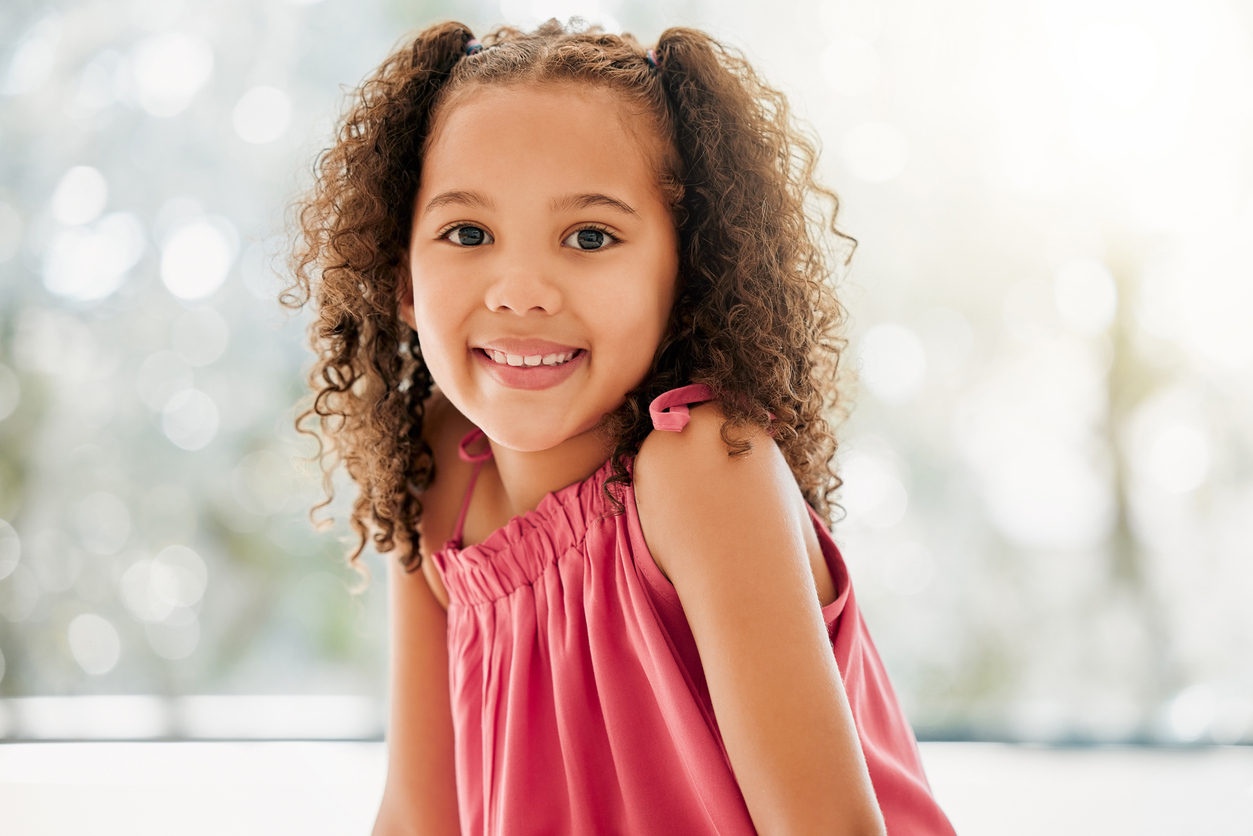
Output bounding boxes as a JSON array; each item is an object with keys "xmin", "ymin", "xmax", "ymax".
[
  {"xmin": 434, "ymin": 222, "xmax": 622, "ymax": 247},
  {"xmin": 435, "ymin": 221, "xmax": 475, "ymax": 239}
]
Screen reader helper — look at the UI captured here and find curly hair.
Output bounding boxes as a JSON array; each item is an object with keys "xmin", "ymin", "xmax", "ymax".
[{"xmin": 285, "ymin": 19, "xmax": 852, "ymax": 573}]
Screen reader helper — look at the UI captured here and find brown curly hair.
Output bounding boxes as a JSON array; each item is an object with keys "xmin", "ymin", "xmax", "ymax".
[{"xmin": 285, "ymin": 19, "xmax": 852, "ymax": 573}]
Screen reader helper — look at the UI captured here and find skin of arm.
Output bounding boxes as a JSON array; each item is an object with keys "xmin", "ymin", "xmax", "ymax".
[
  {"xmin": 634, "ymin": 403, "xmax": 888, "ymax": 836},
  {"xmin": 371, "ymin": 393, "xmax": 462, "ymax": 836}
]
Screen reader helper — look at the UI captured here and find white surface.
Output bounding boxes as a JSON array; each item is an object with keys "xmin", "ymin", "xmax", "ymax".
[
  {"xmin": 0, "ymin": 695, "xmax": 382, "ymax": 740},
  {"xmin": 921, "ymin": 743, "xmax": 1253, "ymax": 835},
  {"xmin": 0, "ymin": 741, "xmax": 1251, "ymax": 835},
  {"xmin": 0, "ymin": 741, "xmax": 386, "ymax": 836}
]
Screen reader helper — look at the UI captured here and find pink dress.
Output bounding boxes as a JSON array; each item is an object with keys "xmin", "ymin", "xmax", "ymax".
[{"xmin": 431, "ymin": 385, "xmax": 955, "ymax": 835}]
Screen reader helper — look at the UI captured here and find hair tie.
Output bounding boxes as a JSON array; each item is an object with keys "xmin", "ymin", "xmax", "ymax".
[
  {"xmin": 465, "ymin": 38, "xmax": 483, "ymax": 56},
  {"xmin": 646, "ymin": 48, "xmax": 659, "ymax": 69}
]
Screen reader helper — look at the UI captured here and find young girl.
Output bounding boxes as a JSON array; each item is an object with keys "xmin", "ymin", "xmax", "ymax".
[{"xmin": 289, "ymin": 19, "xmax": 955, "ymax": 836}]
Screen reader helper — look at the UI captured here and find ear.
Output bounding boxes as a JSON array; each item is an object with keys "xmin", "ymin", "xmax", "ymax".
[{"xmin": 397, "ymin": 257, "xmax": 417, "ymax": 331}]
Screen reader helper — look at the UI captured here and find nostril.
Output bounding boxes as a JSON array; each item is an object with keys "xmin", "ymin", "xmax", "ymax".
[{"xmin": 483, "ymin": 272, "xmax": 563, "ymax": 315}]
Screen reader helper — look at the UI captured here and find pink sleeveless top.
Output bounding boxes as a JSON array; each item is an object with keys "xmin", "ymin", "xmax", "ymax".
[{"xmin": 430, "ymin": 384, "xmax": 955, "ymax": 835}]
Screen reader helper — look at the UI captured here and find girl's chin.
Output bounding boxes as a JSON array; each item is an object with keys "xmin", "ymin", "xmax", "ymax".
[
  {"xmin": 476, "ymin": 415, "xmax": 607, "ymax": 455},
  {"xmin": 480, "ymin": 428, "xmax": 581, "ymax": 454}
]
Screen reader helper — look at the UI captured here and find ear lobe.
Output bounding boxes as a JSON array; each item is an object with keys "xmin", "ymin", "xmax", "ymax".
[{"xmin": 396, "ymin": 261, "xmax": 418, "ymax": 330}]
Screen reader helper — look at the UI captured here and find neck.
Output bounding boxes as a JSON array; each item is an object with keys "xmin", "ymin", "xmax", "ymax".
[{"xmin": 487, "ymin": 427, "xmax": 613, "ymax": 519}]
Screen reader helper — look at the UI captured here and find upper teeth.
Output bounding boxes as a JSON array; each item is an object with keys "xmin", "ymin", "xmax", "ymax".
[{"xmin": 489, "ymin": 350, "xmax": 577, "ymax": 367}]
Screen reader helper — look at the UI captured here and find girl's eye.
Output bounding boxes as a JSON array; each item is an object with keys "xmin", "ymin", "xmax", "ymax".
[
  {"xmin": 563, "ymin": 227, "xmax": 618, "ymax": 251},
  {"xmin": 443, "ymin": 225, "xmax": 492, "ymax": 247}
]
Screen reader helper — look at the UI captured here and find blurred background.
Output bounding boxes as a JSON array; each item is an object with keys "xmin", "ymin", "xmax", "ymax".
[{"xmin": 1, "ymin": 0, "xmax": 1251, "ymax": 763}]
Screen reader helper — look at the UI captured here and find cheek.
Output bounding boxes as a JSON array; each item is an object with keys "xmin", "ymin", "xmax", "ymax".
[
  {"xmin": 635, "ymin": 249, "xmax": 679, "ymax": 341},
  {"xmin": 409, "ymin": 272, "xmax": 468, "ymax": 371},
  {"xmin": 590, "ymin": 260, "xmax": 675, "ymax": 367}
]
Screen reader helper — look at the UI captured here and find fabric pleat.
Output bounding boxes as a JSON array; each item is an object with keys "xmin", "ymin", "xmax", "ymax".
[{"xmin": 431, "ymin": 426, "xmax": 955, "ymax": 835}]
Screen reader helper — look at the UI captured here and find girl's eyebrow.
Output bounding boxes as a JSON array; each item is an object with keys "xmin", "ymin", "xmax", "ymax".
[
  {"xmin": 422, "ymin": 189, "xmax": 496, "ymax": 216},
  {"xmin": 422, "ymin": 190, "xmax": 638, "ymax": 218},
  {"xmin": 550, "ymin": 192, "xmax": 638, "ymax": 217}
]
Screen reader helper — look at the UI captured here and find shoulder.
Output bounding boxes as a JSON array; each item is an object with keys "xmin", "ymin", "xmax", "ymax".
[
  {"xmin": 636, "ymin": 401, "xmax": 785, "ymax": 491},
  {"xmin": 634, "ymin": 402, "xmax": 798, "ymax": 579}
]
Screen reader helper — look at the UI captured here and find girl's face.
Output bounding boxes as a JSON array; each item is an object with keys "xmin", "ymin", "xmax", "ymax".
[{"xmin": 404, "ymin": 83, "xmax": 679, "ymax": 452}]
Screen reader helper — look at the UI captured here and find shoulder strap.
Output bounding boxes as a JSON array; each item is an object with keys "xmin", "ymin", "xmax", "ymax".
[
  {"xmin": 446, "ymin": 428, "xmax": 492, "ymax": 550},
  {"xmin": 647, "ymin": 384, "xmax": 778, "ymax": 433},
  {"xmin": 648, "ymin": 384, "xmax": 715, "ymax": 432},
  {"xmin": 457, "ymin": 427, "xmax": 493, "ymax": 463}
]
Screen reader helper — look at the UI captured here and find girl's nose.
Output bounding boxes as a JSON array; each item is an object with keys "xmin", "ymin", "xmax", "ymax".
[{"xmin": 483, "ymin": 257, "xmax": 563, "ymax": 315}]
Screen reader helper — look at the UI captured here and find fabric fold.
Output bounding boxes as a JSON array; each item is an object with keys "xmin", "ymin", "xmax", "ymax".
[{"xmin": 432, "ymin": 442, "xmax": 955, "ymax": 836}]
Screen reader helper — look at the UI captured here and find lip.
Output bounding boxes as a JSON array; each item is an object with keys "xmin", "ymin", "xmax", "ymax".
[{"xmin": 473, "ymin": 346, "xmax": 587, "ymax": 391}]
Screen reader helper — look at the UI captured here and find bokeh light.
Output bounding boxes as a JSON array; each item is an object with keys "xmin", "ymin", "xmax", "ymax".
[
  {"xmin": 1169, "ymin": 684, "xmax": 1216, "ymax": 743},
  {"xmin": 0, "ymin": 0, "xmax": 1249, "ymax": 752},
  {"xmin": 0, "ymin": 565, "xmax": 39, "ymax": 623},
  {"xmin": 67, "ymin": 613, "xmax": 120, "ymax": 675},
  {"xmin": 130, "ymin": 32, "xmax": 214, "ymax": 117},
  {"xmin": 145, "ymin": 605, "xmax": 200, "ymax": 660},
  {"xmin": 839, "ymin": 448, "xmax": 909, "ymax": 529},
  {"xmin": 857, "ymin": 323, "xmax": 927, "ymax": 404},
  {"xmin": 159, "ymin": 220, "xmax": 235, "ymax": 300},
  {"xmin": 50, "ymin": 166, "xmax": 108, "ymax": 226},
  {"xmin": 232, "ymin": 86, "xmax": 293, "ymax": 144},
  {"xmin": 161, "ymin": 389, "xmax": 220, "ymax": 450},
  {"xmin": 120, "ymin": 545, "xmax": 207, "ymax": 624},
  {"xmin": 0, "ymin": 521, "xmax": 19, "ymax": 581},
  {"xmin": 42, "ymin": 212, "xmax": 145, "ymax": 301},
  {"xmin": 2, "ymin": 15, "xmax": 59, "ymax": 96}
]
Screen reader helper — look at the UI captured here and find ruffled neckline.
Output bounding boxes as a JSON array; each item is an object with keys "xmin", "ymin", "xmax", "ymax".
[{"xmin": 431, "ymin": 456, "xmax": 621, "ymax": 606}]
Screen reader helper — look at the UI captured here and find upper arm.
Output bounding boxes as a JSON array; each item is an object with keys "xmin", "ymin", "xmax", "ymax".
[
  {"xmin": 373, "ymin": 556, "xmax": 460, "ymax": 836},
  {"xmin": 373, "ymin": 389, "xmax": 462, "ymax": 836},
  {"xmin": 633, "ymin": 406, "xmax": 885, "ymax": 836}
]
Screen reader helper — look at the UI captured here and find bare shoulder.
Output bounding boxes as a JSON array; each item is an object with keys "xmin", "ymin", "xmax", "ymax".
[
  {"xmin": 635, "ymin": 401, "xmax": 780, "ymax": 484},
  {"xmin": 635, "ymin": 404, "xmax": 797, "ymax": 575},
  {"xmin": 634, "ymin": 402, "xmax": 833, "ymax": 603}
]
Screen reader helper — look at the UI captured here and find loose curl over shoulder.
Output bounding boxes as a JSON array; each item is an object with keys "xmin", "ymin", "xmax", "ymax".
[{"xmin": 286, "ymin": 19, "xmax": 852, "ymax": 572}]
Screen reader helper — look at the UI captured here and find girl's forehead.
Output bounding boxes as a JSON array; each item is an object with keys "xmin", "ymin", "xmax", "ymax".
[
  {"xmin": 434, "ymin": 81, "xmax": 634, "ymax": 132},
  {"xmin": 422, "ymin": 82, "xmax": 671, "ymax": 189}
]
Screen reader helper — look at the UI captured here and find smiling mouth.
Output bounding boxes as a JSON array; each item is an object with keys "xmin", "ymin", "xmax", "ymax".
[{"xmin": 475, "ymin": 348, "xmax": 584, "ymax": 367}]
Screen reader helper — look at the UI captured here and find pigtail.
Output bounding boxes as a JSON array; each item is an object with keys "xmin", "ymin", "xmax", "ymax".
[
  {"xmin": 287, "ymin": 22, "xmax": 476, "ymax": 574},
  {"xmin": 632, "ymin": 28, "xmax": 846, "ymax": 517}
]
